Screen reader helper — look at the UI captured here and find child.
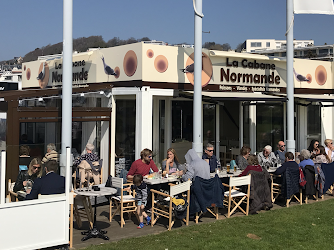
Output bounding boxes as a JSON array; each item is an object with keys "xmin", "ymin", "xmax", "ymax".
[{"xmin": 129, "ymin": 174, "xmax": 151, "ymax": 228}]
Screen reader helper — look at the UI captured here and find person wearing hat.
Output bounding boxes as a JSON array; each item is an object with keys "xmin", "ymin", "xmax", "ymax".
[{"xmin": 74, "ymin": 143, "xmax": 101, "ymax": 186}]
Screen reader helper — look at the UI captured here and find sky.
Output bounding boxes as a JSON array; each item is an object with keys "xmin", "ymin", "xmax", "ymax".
[{"xmin": 1, "ymin": 0, "xmax": 334, "ymax": 61}]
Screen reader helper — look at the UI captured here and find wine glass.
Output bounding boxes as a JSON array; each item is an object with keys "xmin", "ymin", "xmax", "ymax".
[{"xmin": 25, "ymin": 180, "xmax": 33, "ymax": 192}]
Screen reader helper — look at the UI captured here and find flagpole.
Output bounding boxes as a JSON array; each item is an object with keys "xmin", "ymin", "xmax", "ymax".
[
  {"xmin": 286, "ymin": 0, "xmax": 295, "ymax": 154},
  {"xmin": 193, "ymin": 0, "xmax": 203, "ymax": 157}
]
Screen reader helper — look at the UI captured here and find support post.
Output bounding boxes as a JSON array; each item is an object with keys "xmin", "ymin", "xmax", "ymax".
[
  {"xmin": 286, "ymin": 0, "xmax": 295, "ymax": 154},
  {"xmin": 0, "ymin": 151, "xmax": 6, "ymax": 204},
  {"xmin": 60, "ymin": 0, "xmax": 73, "ymax": 176},
  {"xmin": 193, "ymin": 0, "xmax": 203, "ymax": 157}
]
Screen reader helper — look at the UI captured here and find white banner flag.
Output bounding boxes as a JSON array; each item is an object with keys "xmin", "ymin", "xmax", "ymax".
[{"xmin": 294, "ymin": 0, "xmax": 334, "ymax": 14}]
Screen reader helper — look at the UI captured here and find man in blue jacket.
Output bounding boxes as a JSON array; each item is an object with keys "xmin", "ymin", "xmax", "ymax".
[
  {"xmin": 202, "ymin": 143, "xmax": 221, "ymax": 173},
  {"xmin": 26, "ymin": 160, "xmax": 65, "ymax": 200}
]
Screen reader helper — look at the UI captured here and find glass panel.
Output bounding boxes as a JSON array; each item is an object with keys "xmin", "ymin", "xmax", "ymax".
[
  {"xmin": 115, "ymin": 99, "xmax": 136, "ymax": 169},
  {"xmin": 171, "ymin": 101, "xmax": 193, "ymax": 164},
  {"xmin": 307, "ymin": 105, "xmax": 321, "ymax": 145},
  {"xmin": 256, "ymin": 104, "xmax": 284, "ymax": 152},
  {"xmin": 243, "ymin": 105, "xmax": 250, "ymax": 147},
  {"xmin": 203, "ymin": 104, "xmax": 215, "ymax": 148},
  {"xmin": 0, "ymin": 112, "xmax": 6, "ymax": 151},
  {"xmin": 158, "ymin": 100, "xmax": 165, "ymax": 165}
]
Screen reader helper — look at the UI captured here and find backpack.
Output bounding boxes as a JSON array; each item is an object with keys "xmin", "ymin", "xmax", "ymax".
[{"xmin": 299, "ymin": 167, "xmax": 307, "ymax": 187}]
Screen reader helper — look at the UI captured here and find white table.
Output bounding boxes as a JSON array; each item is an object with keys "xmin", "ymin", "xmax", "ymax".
[
  {"xmin": 75, "ymin": 186, "xmax": 117, "ymax": 241},
  {"xmin": 210, "ymin": 170, "xmax": 242, "ymax": 178},
  {"xmin": 144, "ymin": 176, "xmax": 180, "ymax": 185}
]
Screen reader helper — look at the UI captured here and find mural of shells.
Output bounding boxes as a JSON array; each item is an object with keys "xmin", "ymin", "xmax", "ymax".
[
  {"xmin": 154, "ymin": 55, "xmax": 168, "ymax": 73},
  {"xmin": 123, "ymin": 50, "xmax": 137, "ymax": 77}
]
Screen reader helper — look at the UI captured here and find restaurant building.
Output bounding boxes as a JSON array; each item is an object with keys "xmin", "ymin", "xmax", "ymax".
[{"xmin": 2, "ymin": 41, "xmax": 334, "ymax": 182}]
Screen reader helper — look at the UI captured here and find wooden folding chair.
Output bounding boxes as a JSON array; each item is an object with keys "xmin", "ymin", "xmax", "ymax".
[
  {"xmin": 109, "ymin": 177, "xmax": 137, "ymax": 228},
  {"xmin": 271, "ymin": 175, "xmax": 281, "ymax": 203},
  {"xmin": 195, "ymin": 205, "xmax": 219, "ymax": 223},
  {"xmin": 286, "ymin": 188, "xmax": 302, "ymax": 207},
  {"xmin": 223, "ymin": 174, "xmax": 251, "ymax": 218},
  {"xmin": 151, "ymin": 180, "xmax": 191, "ymax": 230},
  {"xmin": 7, "ymin": 179, "xmax": 18, "ymax": 202}
]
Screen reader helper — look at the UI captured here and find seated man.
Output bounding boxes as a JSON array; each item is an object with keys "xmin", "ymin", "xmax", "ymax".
[
  {"xmin": 274, "ymin": 141, "xmax": 286, "ymax": 164},
  {"xmin": 274, "ymin": 152, "xmax": 299, "ymax": 176},
  {"xmin": 74, "ymin": 143, "xmax": 101, "ymax": 186},
  {"xmin": 258, "ymin": 145, "xmax": 278, "ymax": 169},
  {"xmin": 127, "ymin": 148, "xmax": 159, "ymax": 181},
  {"xmin": 26, "ymin": 160, "xmax": 65, "ymax": 200},
  {"xmin": 202, "ymin": 143, "xmax": 221, "ymax": 173},
  {"xmin": 41, "ymin": 143, "xmax": 59, "ymax": 164},
  {"xmin": 182, "ymin": 149, "xmax": 210, "ymax": 181}
]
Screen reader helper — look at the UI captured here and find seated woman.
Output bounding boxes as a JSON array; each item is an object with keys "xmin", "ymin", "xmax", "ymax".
[
  {"xmin": 13, "ymin": 158, "xmax": 42, "ymax": 199},
  {"xmin": 239, "ymin": 155, "xmax": 262, "ymax": 177},
  {"xmin": 313, "ymin": 145, "xmax": 331, "ymax": 167},
  {"xmin": 236, "ymin": 146, "xmax": 251, "ymax": 170},
  {"xmin": 298, "ymin": 149, "xmax": 314, "ymax": 168},
  {"xmin": 307, "ymin": 139, "xmax": 319, "ymax": 159},
  {"xmin": 19, "ymin": 145, "xmax": 31, "ymax": 171},
  {"xmin": 324, "ymin": 139, "xmax": 334, "ymax": 162},
  {"xmin": 161, "ymin": 148, "xmax": 186, "ymax": 176},
  {"xmin": 74, "ymin": 143, "xmax": 101, "ymax": 186}
]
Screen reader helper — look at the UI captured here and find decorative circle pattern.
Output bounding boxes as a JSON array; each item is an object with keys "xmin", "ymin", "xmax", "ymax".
[
  {"xmin": 123, "ymin": 50, "xmax": 137, "ymax": 77},
  {"xmin": 154, "ymin": 55, "xmax": 168, "ymax": 73}
]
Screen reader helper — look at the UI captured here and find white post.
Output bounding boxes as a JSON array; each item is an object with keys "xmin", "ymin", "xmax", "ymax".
[
  {"xmin": 215, "ymin": 104, "xmax": 220, "ymax": 159},
  {"xmin": 135, "ymin": 87, "xmax": 153, "ymax": 159},
  {"xmin": 193, "ymin": 0, "xmax": 203, "ymax": 157},
  {"xmin": 239, "ymin": 102, "xmax": 243, "ymax": 149},
  {"xmin": 249, "ymin": 104, "xmax": 257, "ymax": 153},
  {"xmin": 60, "ymin": 0, "xmax": 73, "ymax": 176},
  {"xmin": 286, "ymin": 0, "xmax": 295, "ymax": 154},
  {"xmin": 0, "ymin": 151, "xmax": 5, "ymax": 204},
  {"xmin": 65, "ymin": 147, "xmax": 71, "ymax": 242},
  {"xmin": 165, "ymin": 97, "xmax": 172, "ymax": 151},
  {"xmin": 110, "ymin": 95, "xmax": 116, "ymax": 176}
]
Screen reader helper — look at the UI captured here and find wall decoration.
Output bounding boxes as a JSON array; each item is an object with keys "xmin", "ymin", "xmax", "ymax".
[
  {"xmin": 101, "ymin": 56, "xmax": 116, "ymax": 81},
  {"xmin": 37, "ymin": 62, "xmax": 49, "ymax": 88},
  {"xmin": 154, "ymin": 55, "xmax": 168, "ymax": 73},
  {"xmin": 123, "ymin": 50, "xmax": 137, "ymax": 77},
  {"xmin": 26, "ymin": 68, "xmax": 31, "ymax": 80},
  {"xmin": 183, "ymin": 52, "xmax": 213, "ymax": 87},
  {"xmin": 147, "ymin": 49, "xmax": 154, "ymax": 58},
  {"xmin": 315, "ymin": 65, "xmax": 327, "ymax": 85}
]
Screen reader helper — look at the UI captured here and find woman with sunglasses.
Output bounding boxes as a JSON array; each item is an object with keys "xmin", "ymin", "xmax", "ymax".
[
  {"xmin": 307, "ymin": 139, "xmax": 319, "ymax": 159},
  {"xmin": 14, "ymin": 158, "xmax": 42, "ymax": 195},
  {"xmin": 314, "ymin": 145, "xmax": 331, "ymax": 166}
]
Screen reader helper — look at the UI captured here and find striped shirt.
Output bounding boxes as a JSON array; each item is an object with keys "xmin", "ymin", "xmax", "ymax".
[{"xmin": 41, "ymin": 150, "xmax": 59, "ymax": 164}]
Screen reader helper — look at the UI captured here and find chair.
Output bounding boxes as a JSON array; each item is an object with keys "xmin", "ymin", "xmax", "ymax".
[
  {"xmin": 151, "ymin": 180, "xmax": 191, "ymax": 230},
  {"xmin": 223, "ymin": 175, "xmax": 251, "ymax": 218},
  {"xmin": 75, "ymin": 159, "xmax": 103, "ymax": 188},
  {"xmin": 231, "ymin": 148, "xmax": 240, "ymax": 160},
  {"xmin": 7, "ymin": 179, "xmax": 18, "ymax": 202},
  {"xmin": 321, "ymin": 162, "xmax": 334, "ymax": 195},
  {"xmin": 189, "ymin": 175, "xmax": 224, "ymax": 223},
  {"xmin": 220, "ymin": 146, "xmax": 227, "ymax": 167},
  {"xmin": 303, "ymin": 165, "xmax": 318, "ymax": 203},
  {"xmin": 39, "ymin": 193, "xmax": 74, "ymax": 249},
  {"xmin": 109, "ymin": 177, "xmax": 137, "ymax": 228},
  {"xmin": 272, "ymin": 167, "xmax": 302, "ymax": 207}
]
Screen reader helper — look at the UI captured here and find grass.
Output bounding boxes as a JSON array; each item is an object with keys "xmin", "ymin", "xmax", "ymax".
[{"xmin": 84, "ymin": 199, "xmax": 334, "ymax": 250}]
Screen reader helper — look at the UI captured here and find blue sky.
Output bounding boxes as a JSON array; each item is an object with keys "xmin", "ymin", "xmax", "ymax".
[{"xmin": 1, "ymin": 0, "xmax": 334, "ymax": 61}]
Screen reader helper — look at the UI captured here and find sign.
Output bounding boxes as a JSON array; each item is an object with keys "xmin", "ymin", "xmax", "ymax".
[{"xmin": 0, "ymin": 82, "xmax": 18, "ymax": 91}]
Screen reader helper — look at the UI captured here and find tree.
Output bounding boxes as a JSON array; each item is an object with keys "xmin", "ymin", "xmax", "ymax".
[{"xmin": 235, "ymin": 42, "xmax": 245, "ymax": 52}]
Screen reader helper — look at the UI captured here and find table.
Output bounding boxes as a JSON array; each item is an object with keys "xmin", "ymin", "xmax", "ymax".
[
  {"xmin": 143, "ymin": 176, "xmax": 180, "ymax": 185},
  {"xmin": 75, "ymin": 186, "xmax": 117, "ymax": 241},
  {"xmin": 210, "ymin": 170, "xmax": 242, "ymax": 178}
]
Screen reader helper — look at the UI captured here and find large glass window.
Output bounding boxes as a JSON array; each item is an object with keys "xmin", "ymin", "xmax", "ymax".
[
  {"xmin": 0, "ymin": 112, "xmax": 6, "ymax": 152},
  {"xmin": 307, "ymin": 105, "xmax": 321, "ymax": 146},
  {"xmin": 158, "ymin": 100, "xmax": 165, "ymax": 165},
  {"xmin": 256, "ymin": 104, "xmax": 284, "ymax": 152},
  {"xmin": 171, "ymin": 101, "xmax": 193, "ymax": 163},
  {"xmin": 203, "ymin": 104, "xmax": 215, "ymax": 147},
  {"xmin": 115, "ymin": 99, "xmax": 136, "ymax": 166}
]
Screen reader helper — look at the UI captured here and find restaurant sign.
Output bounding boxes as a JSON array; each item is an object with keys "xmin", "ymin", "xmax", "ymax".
[{"xmin": 221, "ymin": 58, "xmax": 281, "ymax": 85}]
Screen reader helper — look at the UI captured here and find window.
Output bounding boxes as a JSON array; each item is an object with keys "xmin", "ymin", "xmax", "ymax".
[
  {"xmin": 251, "ymin": 42, "xmax": 262, "ymax": 47},
  {"xmin": 266, "ymin": 42, "xmax": 270, "ymax": 47}
]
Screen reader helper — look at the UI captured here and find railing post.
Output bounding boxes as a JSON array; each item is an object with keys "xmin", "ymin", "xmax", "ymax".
[{"xmin": 0, "ymin": 151, "xmax": 6, "ymax": 204}]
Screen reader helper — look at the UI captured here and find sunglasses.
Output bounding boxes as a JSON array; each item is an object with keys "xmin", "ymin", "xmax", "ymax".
[
  {"xmin": 148, "ymin": 155, "xmax": 152, "ymax": 158},
  {"xmin": 280, "ymin": 145, "xmax": 285, "ymax": 147},
  {"xmin": 207, "ymin": 150, "xmax": 214, "ymax": 152},
  {"xmin": 315, "ymin": 144, "xmax": 319, "ymax": 146},
  {"xmin": 33, "ymin": 166, "xmax": 41, "ymax": 170}
]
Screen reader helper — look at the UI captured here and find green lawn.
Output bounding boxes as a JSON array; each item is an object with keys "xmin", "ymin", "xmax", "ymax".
[{"xmin": 84, "ymin": 199, "xmax": 334, "ymax": 250}]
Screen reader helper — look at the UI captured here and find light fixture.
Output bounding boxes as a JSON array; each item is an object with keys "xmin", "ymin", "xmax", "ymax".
[
  {"xmin": 80, "ymin": 93, "xmax": 84, "ymax": 97},
  {"xmin": 38, "ymin": 97, "xmax": 43, "ymax": 102},
  {"xmin": 99, "ymin": 91, "xmax": 104, "ymax": 95}
]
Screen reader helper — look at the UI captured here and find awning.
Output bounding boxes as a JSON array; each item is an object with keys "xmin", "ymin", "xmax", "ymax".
[
  {"xmin": 294, "ymin": 94, "xmax": 334, "ymax": 102},
  {"xmin": 181, "ymin": 91, "xmax": 287, "ymax": 102},
  {"xmin": 209, "ymin": 50, "xmax": 286, "ymax": 62}
]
